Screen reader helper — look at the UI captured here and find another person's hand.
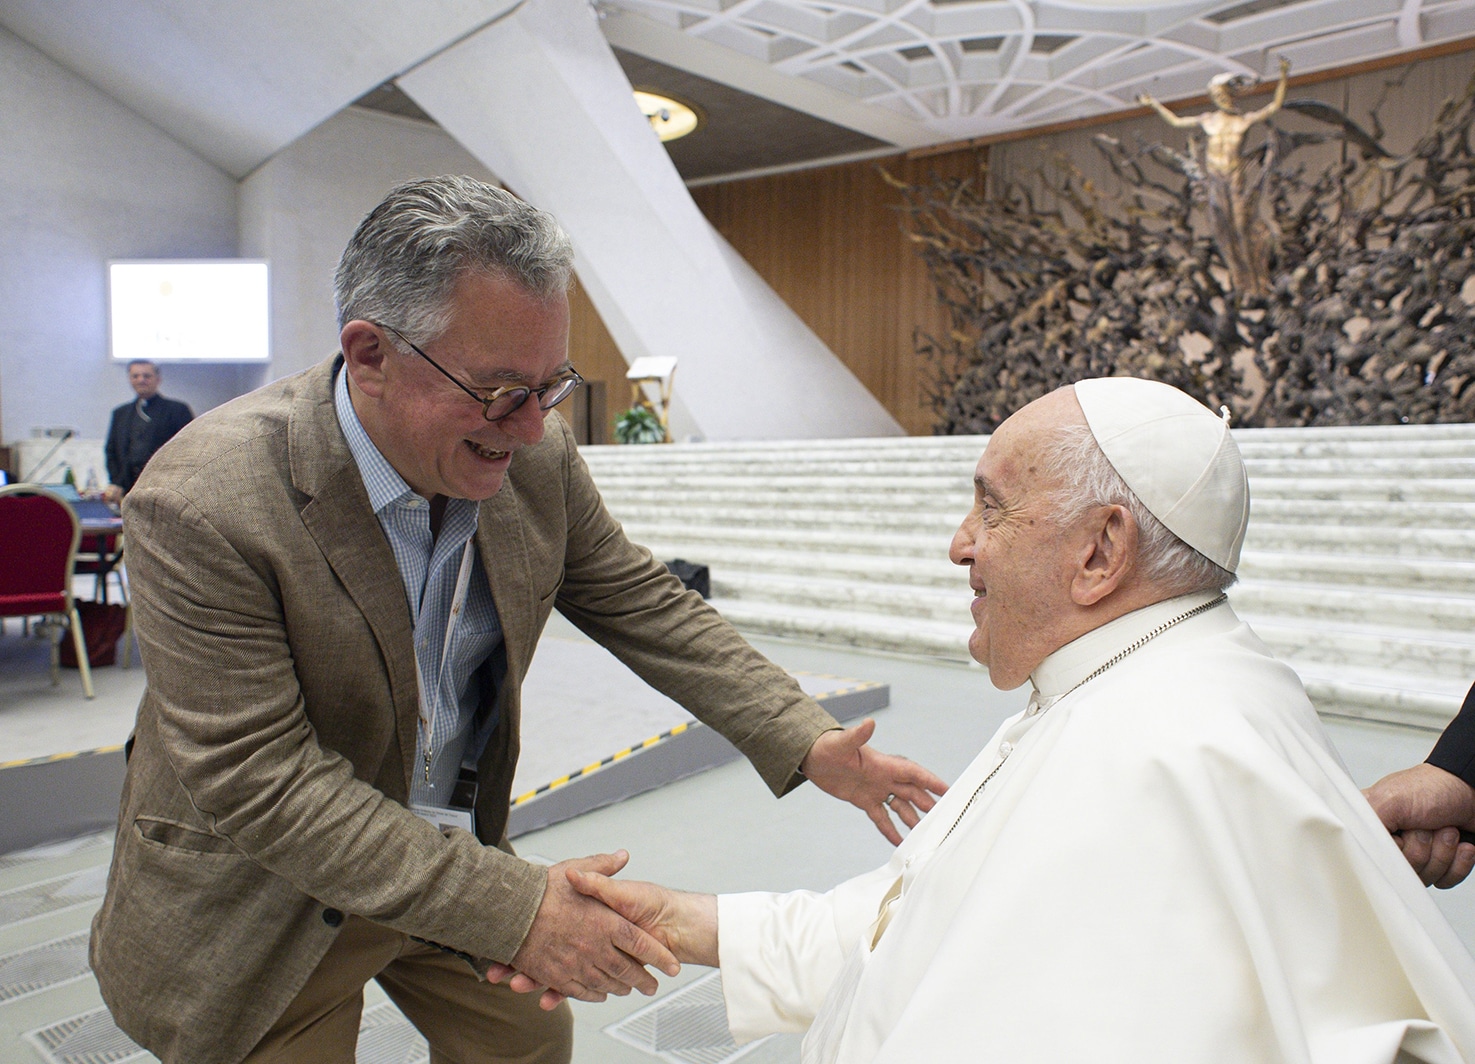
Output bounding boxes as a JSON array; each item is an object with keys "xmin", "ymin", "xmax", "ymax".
[
  {"xmin": 102, "ymin": 484, "xmax": 123, "ymax": 505},
  {"xmin": 504, "ymin": 851, "xmax": 680, "ymax": 1008},
  {"xmin": 801, "ymin": 719, "xmax": 948, "ymax": 845},
  {"xmin": 565, "ymin": 866, "xmax": 718, "ymax": 967},
  {"xmin": 1364, "ymin": 763, "xmax": 1475, "ymax": 888}
]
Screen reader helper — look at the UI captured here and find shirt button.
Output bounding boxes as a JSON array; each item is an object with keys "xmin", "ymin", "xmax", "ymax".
[
  {"xmin": 998, "ymin": 741, "xmax": 1013, "ymax": 758},
  {"xmin": 322, "ymin": 908, "xmax": 344, "ymax": 927},
  {"xmin": 1026, "ymin": 702, "xmax": 1041, "ymax": 716}
]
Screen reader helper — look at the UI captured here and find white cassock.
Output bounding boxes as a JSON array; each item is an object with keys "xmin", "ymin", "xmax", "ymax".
[{"xmin": 718, "ymin": 593, "xmax": 1475, "ymax": 1064}]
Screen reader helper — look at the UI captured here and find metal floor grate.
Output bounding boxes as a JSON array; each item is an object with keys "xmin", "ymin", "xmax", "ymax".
[
  {"xmin": 23, "ymin": 1000, "xmax": 430, "ymax": 1064},
  {"xmin": 358, "ymin": 1001, "xmax": 429, "ymax": 1064},
  {"xmin": 0, "ymin": 864, "xmax": 110, "ymax": 927},
  {"xmin": 604, "ymin": 970, "xmax": 777, "ymax": 1064},
  {"xmin": 0, "ymin": 929, "xmax": 92, "ymax": 1003},
  {"xmin": 24, "ymin": 1007, "xmax": 148, "ymax": 1064},
  {"xmin": 0, "ymin": 832, "xmax": 111, "ymax": 872}
]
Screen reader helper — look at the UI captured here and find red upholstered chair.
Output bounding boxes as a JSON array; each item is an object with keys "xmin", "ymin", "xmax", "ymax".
[{"xmin": 0, "ymin": 484, "xmax": 95, "ymax": 698}]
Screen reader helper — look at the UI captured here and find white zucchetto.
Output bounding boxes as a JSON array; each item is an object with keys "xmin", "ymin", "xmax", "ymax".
[{"xmin": 1073, "ymin": 377, "xmax": 1250, "ymax": 572}]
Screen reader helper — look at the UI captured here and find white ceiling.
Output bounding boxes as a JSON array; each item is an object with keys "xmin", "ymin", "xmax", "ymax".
[{"xmin": 2, "ymin": 0, "xmax": 1473, "ymax": 179}]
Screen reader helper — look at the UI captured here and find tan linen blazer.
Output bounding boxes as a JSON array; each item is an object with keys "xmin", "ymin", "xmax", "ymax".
[{"xmin": 90, "ymin": 357, "xmax": 837, "ymax": 1064}]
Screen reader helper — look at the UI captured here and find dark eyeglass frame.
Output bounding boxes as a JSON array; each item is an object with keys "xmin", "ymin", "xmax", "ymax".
[{"xmin": 373, "ymin": 322, "xmax": 583, "ymax": 423}]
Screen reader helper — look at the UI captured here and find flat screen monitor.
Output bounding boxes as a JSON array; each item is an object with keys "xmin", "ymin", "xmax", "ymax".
[{"xmin": 109, "ymin": 259, "xmax": 270, "ymax": 363}]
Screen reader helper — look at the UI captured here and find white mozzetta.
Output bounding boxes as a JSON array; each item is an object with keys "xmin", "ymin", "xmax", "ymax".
[{"xmin": 582, "ymin": 422, "xmax": 1475, "ymax": 731}]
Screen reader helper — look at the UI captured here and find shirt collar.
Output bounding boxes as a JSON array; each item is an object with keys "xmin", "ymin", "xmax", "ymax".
[
  {"xmin": 333, "ymin": 360, "xmax": 416, "ymax": 516},
  {"xmin": 1030, "ymin": 590, "xmax": 1225, "ymax": 699}
]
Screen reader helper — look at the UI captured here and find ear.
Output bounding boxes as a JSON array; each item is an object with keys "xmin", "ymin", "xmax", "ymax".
[
  {"xmin": 1070, "ymin": 504, "xmax": 1137, "ymax": 606},
  {"xmin": 340, "ymin": 320, "xmax": 389, "ymax": 399}
]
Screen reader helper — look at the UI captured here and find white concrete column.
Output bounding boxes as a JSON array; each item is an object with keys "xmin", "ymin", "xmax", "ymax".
[{"xmin": 397, "ymin": 0, "xmax": 902, "ymax": 440}]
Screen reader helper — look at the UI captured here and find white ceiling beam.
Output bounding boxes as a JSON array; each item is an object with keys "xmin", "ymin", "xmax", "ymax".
[
  {"xmin": 0, "ymin": 0, "xmax": 521, "ymax": 178},
  {"xmin": 599, "ymin": 8, "xmax": 937, "ymax": 149}
]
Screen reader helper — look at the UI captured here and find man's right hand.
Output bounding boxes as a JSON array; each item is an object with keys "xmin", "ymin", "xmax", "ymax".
[
  {"xmin": 507, "ymin": 851, "xmax": 681, "ymax": 1005},
  {"xmin": 1364, "ymin": 762, "xmax": 1475, "ymax": 888}
]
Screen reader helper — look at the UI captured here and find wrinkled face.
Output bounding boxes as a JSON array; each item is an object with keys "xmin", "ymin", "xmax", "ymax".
[
  {"xmin": 129, "ymin": 364, "xmax": 160, "ymax": 399},
  {"xmin": 356, "ymin": 271, "xmax": 571, "ymax": 501},
  {"xmin": 948, "ymin": 389, "xmax": 1084, "ymax": 689}
]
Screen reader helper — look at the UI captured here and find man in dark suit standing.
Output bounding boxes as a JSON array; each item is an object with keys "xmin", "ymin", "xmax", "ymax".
[{"xmin": 102, "ymin": 359, "xmax": 192, "ymax": 503}]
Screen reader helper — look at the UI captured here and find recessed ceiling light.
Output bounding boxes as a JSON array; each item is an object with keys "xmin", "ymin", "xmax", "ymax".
[{"xmin": 633, "ymin": 90, "xmax": 702, "ymax": 142}]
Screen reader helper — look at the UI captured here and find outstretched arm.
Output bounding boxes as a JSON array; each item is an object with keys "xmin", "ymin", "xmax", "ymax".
[
  {"xmin": 1245, "ymin": 56, "xmax": 1291, "ymax": 124},
  {"xmin": 1138, "ymin": 92, "xmax": 1201, "ymax": 129},
  {"xmin": 801, "ymin": 719, "xmax": 949, "ymax": 845}
]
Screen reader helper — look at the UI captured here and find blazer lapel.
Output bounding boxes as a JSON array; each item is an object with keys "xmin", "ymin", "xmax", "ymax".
[
  {"xmin": 476, "ymin": 479, "xmax": 534, "ymax": 738},
  {"xmin": 291, "ymin": 360, "xmax": 420, "ymax": 792}
]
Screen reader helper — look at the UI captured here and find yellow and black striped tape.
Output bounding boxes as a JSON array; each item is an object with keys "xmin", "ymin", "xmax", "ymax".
[
  {"xmin": 509, "ymin": 678, "xmax": 884, "ymax": 808},
  {"xmin": 0, "ymin": 744, "xmax": 126, "ymax": 771},
  {"xmin": 511, "ymin": 722, "xmax": 690, "ymax": 807}
]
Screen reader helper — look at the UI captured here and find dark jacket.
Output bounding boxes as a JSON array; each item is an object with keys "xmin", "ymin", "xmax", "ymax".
[
  {"xmin": 105, "ymin": 394, "xmax": 193, "ymax": 492},
  {"xmin": 1428, "ymin": 681, "xmax": 1475, "ymax": 788}
]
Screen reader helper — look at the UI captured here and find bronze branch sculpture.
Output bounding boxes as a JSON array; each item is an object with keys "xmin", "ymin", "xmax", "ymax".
[{"xmin": 895, "ymin": 64, "xmax": 1475, "ymax": 432}]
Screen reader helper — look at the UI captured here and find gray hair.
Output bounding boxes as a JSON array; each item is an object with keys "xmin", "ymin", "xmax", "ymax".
[
  {"xmin": 333, "ymin": 176, "xmax": 574, "ymax": 346},
  {"xmin": 1039, "ymin": 421, "xmax": 1237, "ymax": 595}
]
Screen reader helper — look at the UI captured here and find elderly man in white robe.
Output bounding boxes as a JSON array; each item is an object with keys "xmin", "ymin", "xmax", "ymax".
[{"xmin": 520, "ymin": 378, "xmax": 1475, "ymax": 1062}]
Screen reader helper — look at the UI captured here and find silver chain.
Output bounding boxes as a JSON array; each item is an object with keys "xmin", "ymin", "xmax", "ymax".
[{"xmin": 939, "ymin": 593, "xmax": 1228, "ymax": 845}]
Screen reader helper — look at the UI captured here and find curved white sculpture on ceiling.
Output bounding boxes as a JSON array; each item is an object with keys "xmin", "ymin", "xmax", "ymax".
[{"xmin": 604, "ymin": 0, "xmax": 1475, "ymax": 140}]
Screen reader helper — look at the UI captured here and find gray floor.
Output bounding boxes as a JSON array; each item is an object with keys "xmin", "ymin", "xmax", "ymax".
[{"xmin": 1, "ymin": 609, "xmax": 1472, "ymax": 1063}]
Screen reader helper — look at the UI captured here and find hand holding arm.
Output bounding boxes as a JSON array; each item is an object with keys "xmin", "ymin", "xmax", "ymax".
[
  {"xmin": 1364, "ymin": 762, "xmax": 1475, "ymax": 888},
  {"xmin": 801, "ymin": 719, "xmax": 948, "ymax": 845},
  {"xmin": 506, "ymin": 851, "xmax": 681, "ymax": 1004}
]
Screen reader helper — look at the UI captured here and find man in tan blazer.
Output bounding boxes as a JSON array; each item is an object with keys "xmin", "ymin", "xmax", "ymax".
[{"xmin": 90, "ymin": 176, "xmax": 944, "ymax": 1064}]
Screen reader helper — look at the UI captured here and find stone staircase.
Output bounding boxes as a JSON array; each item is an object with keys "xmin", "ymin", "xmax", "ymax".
[{"xmin": 580, "ymin": 425, "xmax": 1475, "ymax": 732}]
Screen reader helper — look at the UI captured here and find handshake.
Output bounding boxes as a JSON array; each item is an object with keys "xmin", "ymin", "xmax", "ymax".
[{"xmin": 489, "ymin": 850, "xmax": 716, "ymax": 1011}]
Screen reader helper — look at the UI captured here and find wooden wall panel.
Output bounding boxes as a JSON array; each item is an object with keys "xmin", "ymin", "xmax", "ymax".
[
  {"xmin": 566, "ymin": 149, "xmax": 987, "ymax": 438},
  {"xmin": 691, "ymin": 151, "xmax": 984, "ymax": 436}
]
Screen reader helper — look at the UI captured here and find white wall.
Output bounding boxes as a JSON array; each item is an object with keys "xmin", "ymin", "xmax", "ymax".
[
  {"xmin": 0, "ymin": 26, "xmax": 246, "ymax": 449},
  {"xmin": 239, "ymin": 106, "xmax": 500, "ymax": 382}
]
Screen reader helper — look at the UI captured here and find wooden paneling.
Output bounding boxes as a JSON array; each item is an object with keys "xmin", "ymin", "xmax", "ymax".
[
  {"xmin": 690, "ymin": 150, "xmax": 985, "ymax": 436},
  {"xmin": 567, "ymin": 147, "xmax": 987, "ymax": 437},
  {"xmin": 567, "ymin": 279, "xmax": 633, "ymax": 443}
]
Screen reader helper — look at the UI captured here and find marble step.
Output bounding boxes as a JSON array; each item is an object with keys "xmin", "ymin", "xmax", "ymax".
[
  {"xmin": 1249, "ymin": 478, "xmax": 1475, "ymax": 502},
  {"xmin": 1242, "ymin": 615, "xmax": 1475, "ymax": 680},
  {"xmin": 1241, "ymin": 524, "xmax": 1475, "ymax": 559},
  {"xmin": 586, "ymin": 454, "xmax": 1475, "ymax": 483},
  {"xmin": 616, "ymin": 498, "xmax": 1475, "ymax": 535},
  {"xmin": 1245, "ymin": 499, "xmax": 1475, "ymax": 529},
  {"xmin": 597, "ymin": 482, "xmax": 973, "ymax": 507},
  {"xmin": 1229, "ymin": 580, "xmax": 1475, "ymax": 632},
  {"xmin": 711, "ymin": 571, "xmax": 966, "ymax": 624},
  {"xmin": 708, "ymin": 597, "xmax": 976, "ymax": 661},
  {"xmin": 1293, "ymin": 664, "xmax": 1470, "ymax": 730},
  {"xmin": 1236, "ymin": 552, "xmax": 1475, "ymax": 593},
  {"xmin": 624, "ymin": 525, "xmax": 954, "ymax": 560},
  {"xmin": 612, "ymin": 502, "xmax": 963, "ymax": 532},
  {"xmin": 630, "ymin": 520, "xmax": 1475, "ymax": 563},
  {"xmin": 634, "ymin": 538, "xmax": 1475, "ymax": 597}
]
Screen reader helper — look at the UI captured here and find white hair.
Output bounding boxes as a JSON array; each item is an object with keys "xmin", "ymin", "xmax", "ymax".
[
  {"xmin": 334, "ymin": 176, "xmax": 573, "ymax": 348},
  {"xmin": 1039, "ymin": 421, "xmax": 1237, "ymax": 594}
]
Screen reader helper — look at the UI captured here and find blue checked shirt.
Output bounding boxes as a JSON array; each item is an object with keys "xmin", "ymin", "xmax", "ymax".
[{"xmin": 334, "ymin": 365, "xmax": 502, "ymax": 807}]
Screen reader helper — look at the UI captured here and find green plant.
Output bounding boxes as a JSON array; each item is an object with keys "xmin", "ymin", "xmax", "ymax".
[{"xmin": 614, "ymin": 405, "xmax": 666, "ymax": 444}]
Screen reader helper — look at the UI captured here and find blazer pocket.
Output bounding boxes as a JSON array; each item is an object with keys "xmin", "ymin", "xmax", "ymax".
[{"xmin": 134, "ymin": 816, "xmax": 243, "ymax": 856}]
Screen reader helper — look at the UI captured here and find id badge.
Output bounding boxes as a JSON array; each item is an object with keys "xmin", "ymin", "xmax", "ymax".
[
  {"xmin": 410, "ymin": 767, "xmax": 479, "ymax": 835},
  {"xmin": 411, "ymin": 803, "xmax": 476, "ymax": 835}
]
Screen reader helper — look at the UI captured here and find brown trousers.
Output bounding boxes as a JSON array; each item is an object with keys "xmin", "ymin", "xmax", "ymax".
[{"xmin": 242, "ymin": 916, "xmax": 573, "ymax": 1064}]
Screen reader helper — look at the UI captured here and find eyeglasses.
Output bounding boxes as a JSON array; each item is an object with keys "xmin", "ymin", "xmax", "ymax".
[{"xmin": 374, "ymin": 322, "xmax": 583, "ymax": 423}]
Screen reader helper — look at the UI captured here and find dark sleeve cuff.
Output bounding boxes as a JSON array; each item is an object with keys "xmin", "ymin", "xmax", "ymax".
[{"xmin": 1426, "ymin": 681, "xmax": 1475, "ymax": 790}]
